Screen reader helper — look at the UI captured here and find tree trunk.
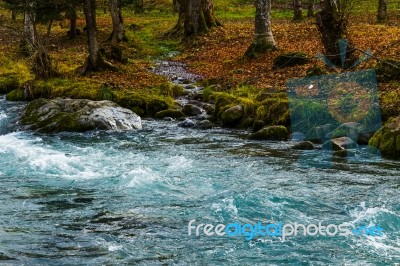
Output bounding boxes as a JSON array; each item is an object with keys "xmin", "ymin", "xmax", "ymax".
[
  {"xmin": 109, "ymin": 0, "xmax": 126, "ymax": 42},
  {"xmin": 23, "ymin": 0, "xmax": 36, "ymax": 52},
  {"xmin": 11, "ymin": 9, "xmax": 17, "ymax": 21},
  {"xmin": 82, "ymin": 0, "xmax": 103, "ymax": 74},
  {"xmin": 293, "ymin": 0, "xmax": 302, "ymax": 21},
  {"xmin": 316, "ymin": 0, "xmax": 355, "ymax": 68},
  {"xmin": 377, "ymin": 0, "xmax": 388, "ymax": 23},
  {"xmin": 68, "ymin": 5, "xmax": 78, "ymax": 39},
  {"xmin": 307, "ymin": 0, "xmax": 315, "ymax": 17},
  {"xmin": 245, "ymin": 0, "xmax": 276, "ymax": 57},
  {"xmin": 171, "ymin": 0, "xmax": 221, "ymax": 36},
  {"xmin": 82, "ymin": 0, "xmax": 115, "ymax": 74}
]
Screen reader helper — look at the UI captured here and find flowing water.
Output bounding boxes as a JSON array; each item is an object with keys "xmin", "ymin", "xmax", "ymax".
[{"xmin": 0, "ymin": 77, "xmax": 399, "ymax": 264}]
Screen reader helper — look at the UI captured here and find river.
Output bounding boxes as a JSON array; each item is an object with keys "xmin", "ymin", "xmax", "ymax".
[{"xmin": 0, "ymin": 83, "xmax": 399, "ymax": 264}]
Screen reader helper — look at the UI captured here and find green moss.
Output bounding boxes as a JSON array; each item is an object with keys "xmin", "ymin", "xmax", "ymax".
[
  {"xmin": 0, "ymin": 76, "xmax": 20, "ymax": 93},
  {"xmin": 257, "ymin": 98, "xmax": 290, "ymax": 126},
  {"xmin": 32, "ymin": 78, "xmax": 102, "ymax": 100},
  {"xmin": 249, "ymin": 126, "xmax": 289, "ymax": 141},
  {"xmin": 204, "ymin": 85, "xmax": 289, "ymax": 128},
  {"xmin": 114, "ymin": 90, "xmax": 174, "ymax": 117},
  {"xmin": 0, "ymin": 53, "xmax": 34, "ymax": 84},
  {"xmin": 155, "ymin": 109, "xmax": 186, "ymax": 119},
  {"xmin": 290, "ymin": 99, "xmax": 334, "ymax": 134},
  {"xmin": 379, "ymin": 89, "xmax": 400, "ymax": 121},
  {"xmin": 369, "ymin": 116, "xmax": 400, "ymax": 159},
  {"xmin": 6, "ymin": 89, "xmax": 26, "ymax": 101},
  {"xmin": 157, "ymin": 82, "xmax": 184, "ymax": 98}
]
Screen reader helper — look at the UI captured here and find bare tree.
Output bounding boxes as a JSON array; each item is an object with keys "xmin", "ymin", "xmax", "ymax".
[{"xmin": 245, "ymin": 0, "xmax": 276, "ymax": 57}]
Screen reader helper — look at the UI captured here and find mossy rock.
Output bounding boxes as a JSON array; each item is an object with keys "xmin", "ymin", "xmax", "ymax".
[
  {"xmin": 0, "ymin": 76, "xmax": 19, "ymax": 94},
  {"xmin": 114, "ymin": 92, "xmax": 172, "ymax": 117},
  {"xmin": 379, "ymin": 89, "xmax": 400, "ymax": 121},
  {"xmin": 158, "ymin": 82, "xmax": 184, "ymax": 98},
  {"xmin": 155, "ymin": 109, "xmax": 186, "ymax": 119},
  {"xmin": 376, "ymin": 59, "xmax": 400, "ymax": 82},
  {"xmin": 212, "ymin": 92, "xmax": 239, "ymax": 118},
  {"xmin": 20, "ymin": 98, "xmax": 142, "ymax": 133},
  {"xmin": 221, "ymin": 105, "xmax": 244, "ymax": 127},
  {"xmin": 369, "ymin": 116, "xmax": 400, "ymax": 159},
  {"xmin": 273, "ymin": 52, "xmax": 309, "ymax": 69},
  {"xmin": 6, "ymin": 89, "xmax": 26, "ymax": 101},
  {"xmin": 248, "ymin": 126, "xmax": 289, "ymax": 141},
  {"xmin": 256, "ymin": 97, "xmax": 290, "ymax": 126}
]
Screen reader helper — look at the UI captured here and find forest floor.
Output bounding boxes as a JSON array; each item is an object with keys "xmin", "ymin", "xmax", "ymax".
[{"xmin": 0, "ymin": 4, "xmax": 400, "ymax": 122}]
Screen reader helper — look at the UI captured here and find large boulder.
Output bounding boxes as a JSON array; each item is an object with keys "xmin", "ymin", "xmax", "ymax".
[
  {"xmin": 221, "ymin": 105, "xmax": 243, "ymax": 127},
  {"xmin": 249, "ymin": 126, "xmax": 288, "ymax": 141},
  {"xmin": 369, "ymin": 116, "xmax": 400, "ymax": 159},
  {"xmin": 20, "ymin": 98, "xmax": 142, "ymax": 133}
]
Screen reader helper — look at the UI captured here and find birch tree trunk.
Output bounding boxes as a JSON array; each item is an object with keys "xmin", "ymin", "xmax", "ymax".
[
  {"xmin": 23, "ymin": 0, "xmax": 36, "ymax": 51},
  {"xmin": 245, "ymin": 0, "xmax": 276, "ymax": 57},
  {"xmin": 377, "ymin": 0, "xmax": 388, "ymax": 23}
]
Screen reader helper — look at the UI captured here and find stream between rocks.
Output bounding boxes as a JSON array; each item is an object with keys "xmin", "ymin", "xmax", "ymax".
[{"xmin": 0, "ymin": 56, "xmax": 398, "ymax": 264}]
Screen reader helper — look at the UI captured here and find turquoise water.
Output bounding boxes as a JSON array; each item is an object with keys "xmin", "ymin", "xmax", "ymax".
[{"xmin": 0, "ymin": 96, "xmax": 399, "ymax": 265}]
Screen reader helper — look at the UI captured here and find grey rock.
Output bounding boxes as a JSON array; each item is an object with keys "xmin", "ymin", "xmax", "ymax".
[
  {"xmin": 183, "ymin": 104, "xmax": 203, "ymax": 116},
  {"xmin": 20, "ymin": 98, "xmax": 142, "ymax": 133},
  {"xmin": 221, "ymin": 105, "xmax": 243, "ymax": 127},
  {"xmin": 195, "ymin": 120, "xmax": 213, "ymax": 130},
  {"xmin": 292, "ymin": 141, "xmax": 315, "ymax": 150},
  {"xmin": 178, "ymin": 119, "xmax": 195, "ymax": 128}
]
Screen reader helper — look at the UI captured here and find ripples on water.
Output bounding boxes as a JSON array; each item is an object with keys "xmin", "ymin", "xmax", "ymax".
[{"xmin": 0, "ymin": 97, "xmax": 399, "ymax": 265}]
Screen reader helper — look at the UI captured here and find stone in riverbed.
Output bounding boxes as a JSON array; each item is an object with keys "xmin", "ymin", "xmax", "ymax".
[
  {"xmin": 322, "ymin": 137, "xmax": 358, "ymax": 151},
  {"xmin": 20, "ymin": 98, "xmax": 142, "ymax": 133},
  {"xmin": 154, "ymin": 109, "xmax": 186, "ymax": 119},
  {"xmin": 195, "ymin": 120, "xmax": 213, "ymax": 130},
  {"xmin": 221, "ymin": 105, "xmax": 243, "ymax": 127},
  {"xmin": 332, "ymin": 122, "xmax": 373, "ymax": 144},
  {"xmin": 178, "ymin": 119, "xmax": 195, "ymax": 128},
  {"xmin": 248, "ymin": 126, "xmax": 289, "ymax": 141},
  {"xmin": 292, "ymin": 141, "xmax": 315, "ymax": 150},
  {"xmin": 183, "ymin": 104, "xmax": 203, "ymax": 116}
]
